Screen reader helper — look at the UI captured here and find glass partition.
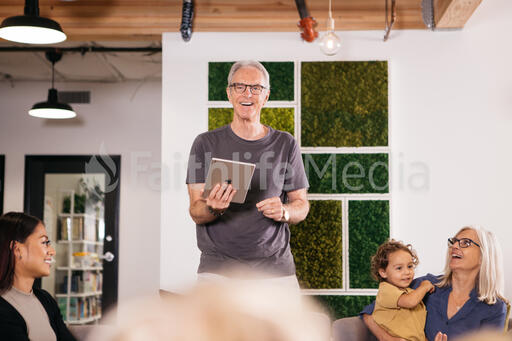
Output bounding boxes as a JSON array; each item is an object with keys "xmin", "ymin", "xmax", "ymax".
[
  {"xmin": 24, "ymin": 155, "xmax": 120, "ymax": 324},
  {"xmin": 43, "ymin": 174, "xmax": 106, "ymax": 324}
]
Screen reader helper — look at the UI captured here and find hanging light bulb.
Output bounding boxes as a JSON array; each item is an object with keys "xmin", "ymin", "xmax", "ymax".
[
  {"xmin": 29, "ymin": 51, "xmax": 76, "ymax": 119},
  {"xmin": 319, "ymin": 0, "xmax": 341, "ymax": 56}
]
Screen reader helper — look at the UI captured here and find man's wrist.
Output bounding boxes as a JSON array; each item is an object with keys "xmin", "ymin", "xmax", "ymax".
[
  {"xmin": 207, "ymin": 205, "xmax": 225, "ymax": 217},
  {"xmin": 280, "ymin": 206, "xmax": 290, "ymax": 223}
]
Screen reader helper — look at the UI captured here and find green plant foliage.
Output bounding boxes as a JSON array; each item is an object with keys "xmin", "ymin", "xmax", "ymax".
[
  {"xmin": 301, "ymin": 61, "xmax": 388, "ymax": 147},
  {"xmin": 208, "ymin": 62, "xmax": 232, "ymax": 101},
  {"xmin": 208, "ymin": 107, "xmax": 294, "ymax": 135},
  {"xmin": 290, "ymin": 200, "xmax": 342, "ymax": 289},
  {"xmin": 349, "ymin": 200, "xmax": 390, "ymax": 289},
  {"xmin": 208, "ymin": 62, "xmax": 294, "ymax": 101},
  {"xmin": 303, "ymin": 154, "xmax": 388, "ymax": 194},
  {"xmin": 313, "ymin": 295, "xmax": 376, "ymax": 320},
  {"xmin": 62, "ymin": 194, "xmax": 86, "ymax": 214}
]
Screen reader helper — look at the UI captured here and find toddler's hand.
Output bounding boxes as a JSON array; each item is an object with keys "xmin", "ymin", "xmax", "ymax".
[{"xmin": 420, "ymin": 280, "xmax": 435, "ymax": 293}]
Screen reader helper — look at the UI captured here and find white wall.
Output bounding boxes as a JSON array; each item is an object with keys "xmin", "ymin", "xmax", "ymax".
[
  {"xmin": 0, "ymin": 80, "xmax": 162, "ymax": 309},
  {"xmin": 162, "ymin": 0, "xmax": 512, "ymax": 298}
]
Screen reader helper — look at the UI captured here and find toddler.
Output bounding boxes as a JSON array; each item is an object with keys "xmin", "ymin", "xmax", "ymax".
[{"xmin": 371, "ymin": 240, "xmax": 434, "ymax": 341}]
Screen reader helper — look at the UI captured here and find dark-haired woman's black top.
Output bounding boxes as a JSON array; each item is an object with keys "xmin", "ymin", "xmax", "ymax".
[{"xmin": 0, "ymin": 288, "xmax": 76, "ymax": 341}]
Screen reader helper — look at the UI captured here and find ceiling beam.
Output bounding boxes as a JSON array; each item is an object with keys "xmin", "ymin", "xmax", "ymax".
[
  {"xmin": 0, "ymin": 0, "xmax": 425, "ymax": 41},
  {"xmin": 0, "ymin": 0, "xmax": 484, "ymax": 41},
  {"xmin": 434, "ymin": 0, "xmax": 482, "ymax": 28}
]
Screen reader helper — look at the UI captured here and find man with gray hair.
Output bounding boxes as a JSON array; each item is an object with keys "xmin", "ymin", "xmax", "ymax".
[{"xmin": 186, "ymin": 60, "xmax": 310, "ymax": 287}]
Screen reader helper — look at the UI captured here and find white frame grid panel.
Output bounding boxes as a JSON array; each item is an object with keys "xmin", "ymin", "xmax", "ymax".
[{"xmin": 207, "ymin": 60, "xmax": 390, "ymax": 297}]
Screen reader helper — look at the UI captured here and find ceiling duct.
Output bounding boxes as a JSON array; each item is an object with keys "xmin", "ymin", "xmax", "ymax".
[
  {"xmin": 294, "ymin": 0, "xmax": 318, "ymax": 42},
  {"xmin": 180, "ymin": 0, "xmax": 194, "ymax": 41},
  {"xmin": 58, "ymin": 91, "xmax": 91, "ymax": 104},
  {"xmin": 422, "ymin": 0, "xmax": 435, "ymax": 30}
]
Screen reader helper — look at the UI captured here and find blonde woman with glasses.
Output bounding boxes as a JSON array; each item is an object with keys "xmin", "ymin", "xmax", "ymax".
[{"xmin": 361, "ymin": 226, "xmax": 508, "ymax": 341}]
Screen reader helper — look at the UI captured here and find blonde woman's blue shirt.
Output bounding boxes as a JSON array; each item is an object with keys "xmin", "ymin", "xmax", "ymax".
[{"xmin": 361, "ymin": 274, "xmax": 507, "ymax": 340}]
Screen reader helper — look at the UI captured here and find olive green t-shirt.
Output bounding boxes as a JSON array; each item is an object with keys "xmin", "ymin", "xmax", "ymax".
[{"xmin": 373, "ymin": 281, "xmax": 427, "ymax": 341}]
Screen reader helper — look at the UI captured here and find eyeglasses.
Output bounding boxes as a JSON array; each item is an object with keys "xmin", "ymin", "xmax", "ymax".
[
  {"xmin": 229, "ymin": 83, "xmax": 266, "ymax": 95},
  {"xmin": 448, "ymin": 237, "xmax": 480, "ymax": 248}
]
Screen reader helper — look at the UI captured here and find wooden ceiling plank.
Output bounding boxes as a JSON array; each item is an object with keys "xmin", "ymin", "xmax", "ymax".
[
  {"xmin": 434, "ymin": 0, "xmax": 482, "ymax": 28},
  {"xmin": 0, "ymin": 0, "xmax": 426, "ymax": 41}
]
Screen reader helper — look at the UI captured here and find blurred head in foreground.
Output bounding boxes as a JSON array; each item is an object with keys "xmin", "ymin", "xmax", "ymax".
[{"xmin": 88, "ymin": 275, "xmax": 330, "ymax": 341}]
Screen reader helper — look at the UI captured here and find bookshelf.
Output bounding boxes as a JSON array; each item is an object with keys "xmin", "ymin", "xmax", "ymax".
[{"xmin": 55, "ymin": 189, "xmax": 104, "ymax": 325}]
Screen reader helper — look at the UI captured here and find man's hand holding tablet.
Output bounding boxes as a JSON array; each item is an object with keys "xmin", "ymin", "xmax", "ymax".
[{"xmin": 201, "ymin": 182, "xmax": 237, "ymax": 217}]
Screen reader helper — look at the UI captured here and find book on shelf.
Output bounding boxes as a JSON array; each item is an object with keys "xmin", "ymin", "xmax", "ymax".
[
  {"xmin": 69, "ymin": 297, "xmax": 78, "ymax": 321},
  {"xmin": 84, "ymin": 215, "xmax": 97, "ymax": 241},
  {"xmin": 58, "ymin": 215, "xmax": 99, "ymax": 241},
  {"xmin": 60, "ymin": 272, "xmax": 103, "ymax": 294},
  {"xmin": 56, "ymin": 296, "xmax": 102, "ymax": 323},
  {"xmin": 83, "ymin": 271, "xmax": 102, "ymax": 292},
  {"xmin": 77, "ymin": 296, "xmax": 100, "ymax": 320},
  {"xmin": 59, "ymin": 275, "xmax": 79, "ymax": 293},
  {"xmin": 58, "ymin": 216, "xmax": 84, "ymax": 240},
  {"xmin": 58, "ymin": 297, "xmax": 67, "ymax": 321}
]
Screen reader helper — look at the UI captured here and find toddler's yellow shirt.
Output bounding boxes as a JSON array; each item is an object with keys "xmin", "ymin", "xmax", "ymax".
[{"xmin": 372, "ymin": 281, "xmax": 427, "ymax": 341}]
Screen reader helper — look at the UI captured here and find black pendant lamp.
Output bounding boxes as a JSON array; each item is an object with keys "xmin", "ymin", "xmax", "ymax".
[
  {"xmin": 29, "ymin": 51, "xmax": 76, "ymax": 119},
  {"xmin": 0, "ymin": 0, "xmax": 66, "ymax": 44}
]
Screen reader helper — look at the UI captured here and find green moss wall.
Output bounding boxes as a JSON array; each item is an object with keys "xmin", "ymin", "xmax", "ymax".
[
  {"xmin": 208, "ymin": 107, "xmax": 294, "ymax": 134},
  {"xmin": 290, "ymin": 200, "xmax": 342, "ymax": 289},
  {"xmin": 291, "ymin": 200, "xmax": 389, "ymax": 290},
  {"xmin": 208, "ymin": 62, "xmax": 294, "ymax": 101},
  {"xmin": 301, "ymin": 61, "xmax": 388, "ymax": 147},
  {"xmin": 314, "ymin": 295, "xmax": 375, "ymax": 319},
  {"xmin": 303, "ymin": 153, "xmax": 389, "ymax": 194},
  {"xmin": 349, "ymin": 200, "xmax": 390, "ymax": 289},
  {"xmin": 206, "ymin": 60, "xmax": 390, "ymax": 298}
]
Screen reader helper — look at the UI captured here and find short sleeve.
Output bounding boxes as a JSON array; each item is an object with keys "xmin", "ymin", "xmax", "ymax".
[
  {"xmin": 376, "ymin": 282, "xmax": 407, "ymax": 309},
  {"xmin": 410, "ymin": 273, "xmax": 439, "ymax": 290},
  {"xmin": 283, "ymin": 137, "xmax": 309, "ymax": 192},
  {"xmin": 359, "ymin": 300, "xmax": 376, "ymax": 318},
  {"xmin": 186, "ymin": 135, "xmax": 207, "ymax": 184}
]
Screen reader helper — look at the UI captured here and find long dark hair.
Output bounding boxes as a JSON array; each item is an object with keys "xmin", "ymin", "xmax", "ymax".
[{"xmin": 0, "ymin": 212, "xmax": 42, "ymax": 293}]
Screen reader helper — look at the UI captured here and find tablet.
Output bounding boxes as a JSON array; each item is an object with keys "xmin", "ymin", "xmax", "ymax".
[{"xmin": 202, "ymin": 158, "xmax": 256, "ymax": 204}]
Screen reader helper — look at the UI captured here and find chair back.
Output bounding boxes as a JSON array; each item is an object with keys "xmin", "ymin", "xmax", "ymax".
[{"xmin": 332, "ymin": 316, "xmax": 378, "ymax": 341}]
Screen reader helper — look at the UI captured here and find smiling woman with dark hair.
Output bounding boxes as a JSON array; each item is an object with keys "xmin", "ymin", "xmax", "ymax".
[{"xmin": 0, "ymin": 212, "xmax": 75, "ymax": 341}]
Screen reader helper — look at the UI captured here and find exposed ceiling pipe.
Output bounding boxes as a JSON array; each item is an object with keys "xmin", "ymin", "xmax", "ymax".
[
  {"xmin": 421, "ymin": 0, "xmax": 435, "ymax": 30},
  {"xmin": 294, "ymin": 0, "xmax": 318, "ymax": 42},
  {"xmin": 383, "ymin": 0, "xmax": 396, "ymax": 41},
  {"xmin": 0, "ymin": 46, "xmax": 161, "ymax": 84},
  {"xmin": 180, "ymin": 0, "xmax": 194, "ymax": 42},
  {"xmin": 0, "ymin": 46, "xmax": 161, "ymax": 53}
]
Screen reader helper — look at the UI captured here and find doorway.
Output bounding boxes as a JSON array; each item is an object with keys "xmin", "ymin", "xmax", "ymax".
[{"xmin": 24, "ymin": 155, "xmax": 120, "ymax": 324}]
